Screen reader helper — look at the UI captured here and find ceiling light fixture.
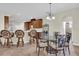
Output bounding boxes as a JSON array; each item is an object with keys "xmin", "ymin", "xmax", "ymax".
[{"xmin": 46, "ymin": 3, "xmax": 55, "ymax": 20}]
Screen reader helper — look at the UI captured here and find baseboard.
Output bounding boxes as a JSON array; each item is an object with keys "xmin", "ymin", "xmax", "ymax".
[{"xmin": 72, "ymin": 43, "xmax": 79, "ymax": 46}]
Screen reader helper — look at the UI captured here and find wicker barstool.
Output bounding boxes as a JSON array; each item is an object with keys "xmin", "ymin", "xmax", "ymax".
[
  {"xmin": 1, "ymin": 30, "xmax": 11, "ymax": 48},
  {"xmin": 15, "ymin": 30, "xmax": 24, "ymax": 47},
  {"xmin": 29, "ymin": 30, "xmax": 38, "ymax": 44}
]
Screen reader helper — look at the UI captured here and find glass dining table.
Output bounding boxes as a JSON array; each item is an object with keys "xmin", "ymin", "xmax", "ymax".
[
  {"xmin": 45, "ymin": 34, "xmax": 66, "ymax": 55},
  {"xmin": 40, "ymin": 35, "xmax": 58, "ymax": 55}
]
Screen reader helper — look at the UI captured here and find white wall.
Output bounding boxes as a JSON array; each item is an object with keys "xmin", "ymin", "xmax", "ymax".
[
  {"xmin": 0, "ymin": 15, "xmax": 4, "ymax": 31},
  {"xmin": 0, "ymin": 7, "xmax": 79, "ymax": 45},
  {"xmin": 49, "ymin": 8, "xmax": 79, "ymax": 46}
]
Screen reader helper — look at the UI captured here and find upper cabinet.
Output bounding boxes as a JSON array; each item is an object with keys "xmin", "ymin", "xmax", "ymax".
[
  {"xmin": 24, "ymin": 21, "xmax": 31, "ymax": 30},
  {"xmin": 4, "ymin": 16, "xmax": 9, "ymax": 30},
  {"xmin": 33, "ymin": 19, "xmax": 42, "ymax": 28},
  {"xmin": 24, "ymin": 19, "xmax": 43, "ymax": 30}
]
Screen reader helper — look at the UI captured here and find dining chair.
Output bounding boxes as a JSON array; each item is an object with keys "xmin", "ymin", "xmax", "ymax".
[
  {"xmin": 0, "ymin": 33, "xmax": 2, "ymax": 46},
  {"xmin": 50, "ymin": 35, "xmax": 65, "ymax": 56},
  {"xmin": 36, "ymin": 39, "xmax": 47, "ymax": 56},
  {"xmin": 15, "ymin": 30, "xmax": 24, "ymax": 47},
  {"xmin": 36, "ymin": 32, "xmax": 48, "ymax": 56},
  {"xmin": 64, "ymin": 33, "xmax": 71, "ymax": 55},
  {"xmin": 1, "ymin": 30, "xmax": 11, "ymax": 48},
  {"xmin": 29, "ymin": 30, "xmax": 47, "ymax": 55},
  {"xmin": 29, "ymin": 30, "xmax": 38, "ymax": 44}
]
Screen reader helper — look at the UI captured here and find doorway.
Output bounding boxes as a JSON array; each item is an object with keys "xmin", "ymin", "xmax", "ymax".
[{"xmin": 63, "ymin": 21, "xmax": 72, "ymax": 35}]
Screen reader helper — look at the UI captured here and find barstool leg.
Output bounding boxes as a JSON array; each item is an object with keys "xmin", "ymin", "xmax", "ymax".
[
  {"xmin": 7, "ymin": 38, "xmax": 10, "ymax": 48},
  {"xmin": 3, "ymin": 39, "xmax": 10, "ymax": 48},
  {"xmin": 3, "ymin": 41, "xmax": 6, "ymax": 48},
  {"xmin": 22, "ymin": 38, "xmax": 24, "ymax": 47},
  {"xmin": 29, "ymin": 37, "xmax": 31, "ymax": 44},
  {"xmin": 38, "ymin": 48, "xmax": 40, "ymax": 56},
  {"xmin": 17, "ymin": 38, "xmax": 20, "ymax": 47},
  {"xmin": 68, "ymin": 46, "xmax": 70, "ymax": 55},
  {"xmin": 10, "ymin": 39, "xmax": 13, "ymax": 46},
  {"xmin": 0, "ymin": 39, "xmax": 2, "ymax": 46},
  {"xmin": 17, "ymin": 38, "xmax": 24, "ymax": 47}
]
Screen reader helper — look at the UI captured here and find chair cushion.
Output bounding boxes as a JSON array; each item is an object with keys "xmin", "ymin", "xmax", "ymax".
[
  {"xmin": 64, "ymin": 42, "xmax": 69, "ymax": 47},
  {"xmin": 50, "ymin": 43, "xmax": 64, "ymax": 51},
  {"xmin": 56, "ymin": 48, "xmax": 64, "ymax": 51},
  {"xmin": 39, "ymin": 42, "xmax": 47, "ymax": 47}
]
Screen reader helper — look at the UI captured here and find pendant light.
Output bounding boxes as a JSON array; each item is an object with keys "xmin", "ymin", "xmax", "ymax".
[{"xmin": 46, "ymin": 3, "xmax": 55, "ymax": 20}]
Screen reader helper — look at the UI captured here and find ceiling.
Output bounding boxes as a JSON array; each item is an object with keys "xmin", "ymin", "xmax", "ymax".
[{"xmin": 0, "ymin": 3, "xmax": 79, "ymax": 23}]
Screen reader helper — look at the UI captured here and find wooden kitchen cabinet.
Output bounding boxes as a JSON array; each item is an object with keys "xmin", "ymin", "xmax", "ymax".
[
  {"xmin": 33, "ymin": 19, "xmax": 42, "ymax": 28},
  {"xmin": 4, "ymin": 16, "xmax": 9, "ymax": 30},
  {"xmin": 24, "ymin": 22, "xmax": 31, "ymax": 30},
  {"xmin": 24, "ymin": 22, "xmax": 28, "ymax": 30},
  {"xmin": 24, "ymin": 19, "xmax": 42, "ymax": 30},
  {"xmin": 38, "ymin": 19, "xmax": 42, "ymax": 28}
]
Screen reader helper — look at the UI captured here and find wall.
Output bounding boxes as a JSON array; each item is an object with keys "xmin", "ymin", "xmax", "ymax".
[
  {"xmin": 45, "ymin": 7, "xmax": 79, "ymax": 46},
  {"xmin": 0, "ymin": 7, "xmax": 79, "ymax": 45},
  {"xmin": 0, "ymin": 15, "xmax": 4, "ymax": 31}
]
